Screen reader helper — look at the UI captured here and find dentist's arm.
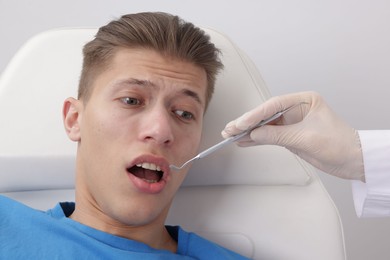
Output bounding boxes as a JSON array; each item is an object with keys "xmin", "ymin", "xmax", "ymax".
[{"xmin": 222, "ymin": 91, "xmax": 365, "ymax": 182}]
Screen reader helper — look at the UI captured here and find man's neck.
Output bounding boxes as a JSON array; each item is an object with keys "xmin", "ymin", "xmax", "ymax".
[{"xmin": 68, "ymin": 204, "xmax": 177, "ymax": 253}]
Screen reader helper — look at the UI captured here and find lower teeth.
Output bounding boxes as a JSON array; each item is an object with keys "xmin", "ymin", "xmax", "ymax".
[{"xmin": 143, "ymin": 178, "xmax": 158, "ymax": 183}]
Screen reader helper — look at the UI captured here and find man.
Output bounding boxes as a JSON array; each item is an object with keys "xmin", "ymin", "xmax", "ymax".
[{"xmin": 0, "ymin": 12, "xmax": 248, "ymax": 259}]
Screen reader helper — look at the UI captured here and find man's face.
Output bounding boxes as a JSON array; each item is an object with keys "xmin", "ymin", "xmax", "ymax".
[{"xmin": 65, "ymin": 48, "xmax": 207, "ymax": 228}]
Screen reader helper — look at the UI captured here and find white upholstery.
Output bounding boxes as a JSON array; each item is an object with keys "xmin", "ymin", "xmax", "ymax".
[{"xmin": 0, "ymin": 27, "xmax": 346, "ymax": 259}]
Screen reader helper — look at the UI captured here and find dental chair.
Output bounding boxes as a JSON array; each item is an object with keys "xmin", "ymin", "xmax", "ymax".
[{"xmin": 0, "ymin": 27, "xmax": 346, "ymax": 259}]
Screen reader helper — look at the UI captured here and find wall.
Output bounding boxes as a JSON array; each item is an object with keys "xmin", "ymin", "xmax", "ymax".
[{"xmin": 1, "ymin": 0, "xmax": 390, "ymax": 259}]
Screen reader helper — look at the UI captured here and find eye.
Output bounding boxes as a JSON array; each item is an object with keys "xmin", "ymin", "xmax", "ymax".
[
  {"xmin": 175, "ymin": 110, "xmax": 195, "ymax": 121},
  {"xmin": 121, "ymin": 97, "xmax": 142, "ymax": 106}
]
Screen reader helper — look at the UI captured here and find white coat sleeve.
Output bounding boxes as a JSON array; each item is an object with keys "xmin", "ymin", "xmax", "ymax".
[{"xmin": 352, "ymin": 130, "xmax": 390, "ymax": 217}]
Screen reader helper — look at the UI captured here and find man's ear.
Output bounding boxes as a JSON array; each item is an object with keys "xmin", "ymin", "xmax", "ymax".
[{"xmin": 63, "ymin": 97, "xmax": 82, "ymax": 142}]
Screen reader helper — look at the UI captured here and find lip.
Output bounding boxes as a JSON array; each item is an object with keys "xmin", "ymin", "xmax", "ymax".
[{"xmin": 126, "ymin": 154, "xmax": 171, "ymax": 194}]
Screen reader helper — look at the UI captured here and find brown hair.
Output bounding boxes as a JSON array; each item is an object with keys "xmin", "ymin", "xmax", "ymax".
[{"xmin": 78, "ymin": 12, "xmax": 223, "ymax": 108}]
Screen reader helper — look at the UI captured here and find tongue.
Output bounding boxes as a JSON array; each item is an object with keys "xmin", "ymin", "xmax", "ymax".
[
  {"xmin": 132, "ymin": 167, "xmax": 160, "ymax": 182},
  {"xmin": 144, "ymin": 169, "xmax": 160, "ymax": 181}
]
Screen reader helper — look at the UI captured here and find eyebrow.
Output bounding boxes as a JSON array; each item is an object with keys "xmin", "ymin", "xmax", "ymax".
[
  {"xmin": 113, "ymin": 78, "xmax": 203, "ymax": 105},
  {"xmin": 181, "ymin": 89, "xmax": 202, "ymax": 105}
]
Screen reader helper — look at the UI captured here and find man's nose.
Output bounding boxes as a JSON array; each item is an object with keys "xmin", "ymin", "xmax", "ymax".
[{"xmin": 139, "ymin": 108, "xmax": 174, "ymax": 145}]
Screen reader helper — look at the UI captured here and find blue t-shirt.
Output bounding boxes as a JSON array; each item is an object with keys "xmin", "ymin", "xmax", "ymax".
[{"xmin": 0, "ymin": 195, "xmax": 248, "ymax": 259}]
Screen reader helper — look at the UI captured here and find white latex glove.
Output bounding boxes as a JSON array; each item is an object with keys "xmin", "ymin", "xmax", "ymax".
[{"xmin": 221, "ymin": 91, "xmax": 365, "ymax": 181}]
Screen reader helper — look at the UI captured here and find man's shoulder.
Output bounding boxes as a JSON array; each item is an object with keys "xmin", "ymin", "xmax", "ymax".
[
  {"xmin": 0, "ymin": 194, "xmax": 34, "ymax": 213},
  {"xmin": 0, "ymin": 194, "xmax": 17, "ymax": 204},
  {"xmin": 0, "ymin": 194, "xmax": 66, "ymax": 221}
]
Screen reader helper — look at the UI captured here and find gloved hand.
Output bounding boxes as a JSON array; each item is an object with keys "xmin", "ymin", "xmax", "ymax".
[{"xmin": 221, "ymin": 91, "xmax": 365, "ymax": 181}]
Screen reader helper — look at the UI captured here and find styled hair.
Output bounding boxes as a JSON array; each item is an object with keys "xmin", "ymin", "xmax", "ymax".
[{"xmin": 78, "ymin": 12, "xmax": 223, "ymax": 108}]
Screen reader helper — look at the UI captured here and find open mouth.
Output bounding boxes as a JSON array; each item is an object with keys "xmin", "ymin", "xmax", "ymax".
[{"xmin": 127, "ymin": 162, "xmax": 164, "ymax": 183}]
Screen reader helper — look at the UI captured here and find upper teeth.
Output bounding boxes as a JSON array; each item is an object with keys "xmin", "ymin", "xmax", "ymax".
[{"xmin": 136, "ymin": 162, "xmax": 162, "ymax": 171}]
